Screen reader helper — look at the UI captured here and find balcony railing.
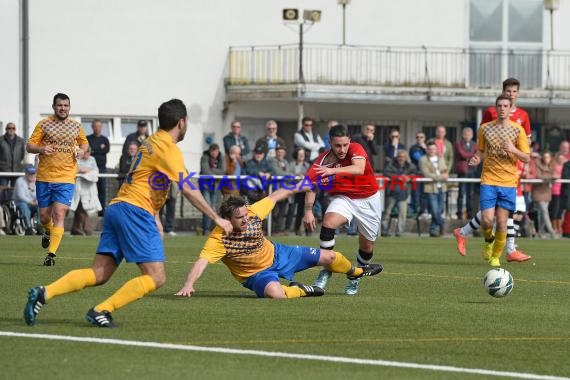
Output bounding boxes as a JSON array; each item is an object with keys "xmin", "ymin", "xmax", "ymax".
[{"xmin": 226, "ymin": 44, "xmax": 570, "ymax": 91}]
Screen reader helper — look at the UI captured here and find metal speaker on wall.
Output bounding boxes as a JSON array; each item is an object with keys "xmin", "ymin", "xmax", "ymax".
[
  {"xmin": 303, "ymin": 9, "xmax": 322, "ymax": 23},
  {"xmin": 282, "ymin": 8, "xmax": 299, "ymax": 21}
]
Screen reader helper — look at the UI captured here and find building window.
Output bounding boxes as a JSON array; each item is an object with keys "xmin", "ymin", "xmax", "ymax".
[
  {"xmin": 119, "ymin": 119, "xmax": 153, "ymax": 139},
  {"xmin": 470, "ymin": 0, "xmax": 503, "ymax": 42},
  {"xmin": 469, "ymin": 0, "xmax": 544, "ymax": 88},
  {"xmin": 72, "ymin": 117, "xmax": 154, "ymax": 143},
  {"xmin": 508, "ymin": 0, "xmax": 543, "ymax": 42},
  {"xmin": 81, "ymin": 118, "xmax": 113, "ymax": 138}
]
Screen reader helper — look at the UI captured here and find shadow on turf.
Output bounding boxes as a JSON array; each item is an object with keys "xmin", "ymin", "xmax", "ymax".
[
  {"xmin": 154, "ymin": 291, "xmax": 256, "ymax": 300},
  {"xmin": 155, "ymin": 290, "xmax": 355, "ymax": 300},
  {"xmin": 8, "ymin": 316, "xmax": 103, "ymax": 328}
]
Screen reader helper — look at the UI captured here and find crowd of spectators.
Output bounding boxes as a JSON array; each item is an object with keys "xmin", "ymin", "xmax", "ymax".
[{"xmin": 1, "ymin": 117, "xmax": 570, "ymax": 239}]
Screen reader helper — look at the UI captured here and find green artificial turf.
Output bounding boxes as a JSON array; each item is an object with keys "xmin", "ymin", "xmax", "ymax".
[{"xmin": 1, "ymin": 235, "xmax": 568, "ymax": 379}]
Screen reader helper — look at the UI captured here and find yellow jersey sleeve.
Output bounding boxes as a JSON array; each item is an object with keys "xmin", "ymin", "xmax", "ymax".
[
  {"xmin": 249, "ymin": 197, "xmax": 275, "ymax": 220},
  {"xmin": 77, "ymin": 127, "xmax": 88, "ymax": 147},
  {"xmin": 200, "ymin": 229, "xmax": 226, "ymax": 264},
  {"xmin": 110, "ymin": 129, "xmax": 188, "ymax": 214},
  {"xmin": 199, "ymin": 231, "xmax": 227, "ymax": 263},
  {"xmin": 29, "ymin": 116, "xmax": 87, "ymax": 184},
  {"xmin": 477, "ymin": 126, "xmax": 486, "ymax": 153}
]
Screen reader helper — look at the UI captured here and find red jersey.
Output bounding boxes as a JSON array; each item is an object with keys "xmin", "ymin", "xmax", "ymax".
[
  {"xmin": 516, "ymin": 160, "xmax": 524, "ymax": 197},
  {"xmin": 482, "ymin": 105, "xmax": 531, "ymax": 137},
  {"xmin": 306, "ymin": 142, "xmax": 379, "ymax": 199}
]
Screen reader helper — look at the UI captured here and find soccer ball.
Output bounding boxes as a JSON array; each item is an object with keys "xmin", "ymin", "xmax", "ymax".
[{"xmin": 483, "ymin": 268, "xmax": 514, "ymax": 298}]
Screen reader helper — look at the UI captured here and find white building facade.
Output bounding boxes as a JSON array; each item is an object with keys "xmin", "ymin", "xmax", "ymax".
[{"xmin": 1, "ymin": 0, "xmax": 569, "ymax": 171}]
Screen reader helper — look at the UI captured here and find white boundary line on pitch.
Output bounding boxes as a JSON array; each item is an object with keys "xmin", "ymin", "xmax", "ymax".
[{"xmin": 1, "ymin": 331, "xmax": 568, "ymax": 380}]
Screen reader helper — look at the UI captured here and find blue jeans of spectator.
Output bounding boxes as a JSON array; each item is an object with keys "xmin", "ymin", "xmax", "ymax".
[
  {"xmin": 411, "ymin": 182, "xmax": 427, "ymax": 214},
  {"xmin": 163, "ymin": 198, "xmax": 176, "ymax": 233},
  {"xmin": 426, "ymin": 189, "xmax": 445, "ymax": 234},
  {"xmin": 0, "ymin": 176, "xmax": 17, "ymax": 187},
  {"xmin": 201, "ymin": 189, "xmax": 220, "ymax": 233},
  {"xmin": 456, "ymin": 174, "xmax": 474, "ymax": 218},
  {"xmin": 160, "ymin": 185, "xmax": 178, "ymax": 233},
  {"xmin": 16, "ymin": 201, "xmax": 37, "ymax": 230},
  {"xmin": 272, "ymin": 200, "xmax": 289, "ymax": 232}
]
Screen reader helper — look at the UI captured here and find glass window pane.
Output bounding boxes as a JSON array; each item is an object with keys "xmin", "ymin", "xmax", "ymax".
[
  {"xmin": 470, "ymin": 0, "xmax": 503, "ymax": 42},
  {"xmin": 82, "ymin": 118, "xmax": 112, "ymax": 138},
  {"xmin": 121, "ymin": 119, "xmax": 152, "ymax": 138},
  {"xmin": 509, "ymin": 0, "xmax": 542, "ymax": 42},
  {"xmin": 120, "ymin": 120, "xmax": 138, "ymax": 138}
]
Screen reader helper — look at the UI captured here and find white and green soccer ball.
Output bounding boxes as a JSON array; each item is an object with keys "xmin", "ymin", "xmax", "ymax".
[{"xmin": 483, "ymin": 268, "xmax": 514, "ymax": 298}]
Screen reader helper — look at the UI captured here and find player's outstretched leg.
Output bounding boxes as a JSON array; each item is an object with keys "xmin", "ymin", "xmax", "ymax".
[
  {"xmin": 347, "ymin": 263, "xmax": 383, "ymax": 280},
  {"xmin": 289, "ymin": 282, "xmax": 325, "ymax": 297},
  {"xmin": 344, "ymin": 264, "xmax": 383, "ymax": 296},
  {"xmin": 24, "ymin": 286, "xmax": 46, "ymax": 326}
]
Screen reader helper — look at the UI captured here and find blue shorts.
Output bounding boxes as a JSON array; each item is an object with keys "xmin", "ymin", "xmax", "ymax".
[
  {"xmin": 96, "ymin": 202, "xmax": 164, "ymax": 265},
  {"xmin": 242, "ymin": 242, "xmax": 320, "ymax": 298},
  {"xmin": 480, "ymin": 184, "xmax": 516, "ymax": 212},
  {"xmin": 36, "ymin": 181, "xmax": 75, "ymax": 208}
]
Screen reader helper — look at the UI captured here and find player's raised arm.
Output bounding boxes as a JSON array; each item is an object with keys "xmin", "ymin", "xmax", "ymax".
[{"xmin": 267, "ymin": 188, "xmax": 296, "ymax": 204}]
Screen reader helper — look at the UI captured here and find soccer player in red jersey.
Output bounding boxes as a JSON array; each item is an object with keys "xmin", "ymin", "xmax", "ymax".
[
  {"xmin": 302, "ymin": 124, "xmax": 383, "ymax": 295},
  {"xmin": 481, "ymin": 78, "xmax": 532, "ymax": 139}
]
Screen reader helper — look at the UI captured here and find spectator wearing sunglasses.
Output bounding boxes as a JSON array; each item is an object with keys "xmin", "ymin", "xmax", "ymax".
[{"xmin": 383, "ymin": 128, "xmax": 405, "ymax": 169}]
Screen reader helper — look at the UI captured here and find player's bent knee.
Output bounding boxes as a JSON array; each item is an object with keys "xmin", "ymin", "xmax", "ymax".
[
  {"xmin": 264, "ymin": 282, "xmax": 287, "ymax": 299},
  {"xmin": 318, "ymin": 249, "xmax": 336, "ymax": 265},
  {"xmin": 91, "ymin": 268, "xmax": 114, "ymax": 285},
  {"xmin": 152, "ymin": 275, "xmax": 167, "ymax": 289},
  {"xmin": 481, "ymin": 215, "xmax": 494, "ymax": 228}
]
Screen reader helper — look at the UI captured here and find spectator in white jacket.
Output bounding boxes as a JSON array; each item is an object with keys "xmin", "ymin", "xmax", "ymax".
[
  {"xmin": 294, "ymin": 117, "xmax": 325, "ymax": 162},
  {"xmin": 70, "ymin": 148, "xmax": 102, "ymax": 235}
]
